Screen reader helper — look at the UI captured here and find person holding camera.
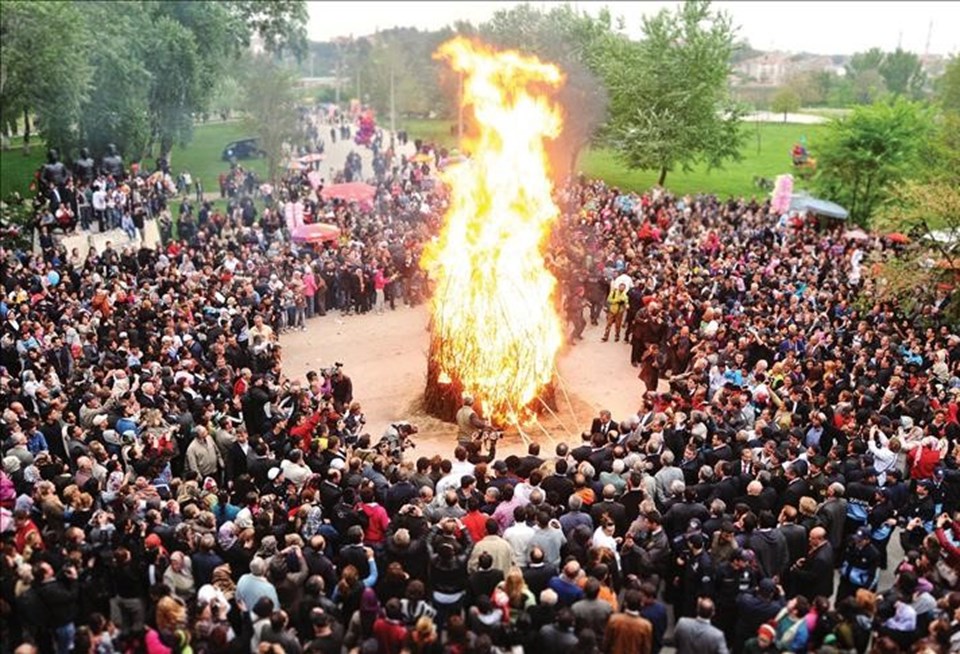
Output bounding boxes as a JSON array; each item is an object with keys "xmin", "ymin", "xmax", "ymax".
[{"xmin": 456, "ymin": 395, "xmax": 489, "ymax": 446}]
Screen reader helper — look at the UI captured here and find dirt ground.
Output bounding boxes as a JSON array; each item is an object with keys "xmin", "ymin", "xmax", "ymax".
[
  {"xmin": 279, "ymin": 304, "xmax": 649, "ymax": 458},
  {"xmin": 280, "ymin": 302, "xmax": 903, "ymax": 629}
]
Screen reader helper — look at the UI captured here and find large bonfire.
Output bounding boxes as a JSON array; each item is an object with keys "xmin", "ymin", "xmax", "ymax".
[{"xmin": 422, "ymin": 37, "xmax": 566, "ymax": 425}]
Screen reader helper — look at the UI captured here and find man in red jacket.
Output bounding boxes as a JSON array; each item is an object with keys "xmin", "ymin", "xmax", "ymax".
[
  {"xmin": 358, "ymin": 484, "xmax": 390, "ymax": 549},
  {"xmin": 373, "ymin": 598, "xmax": 409, "ymax": 654}
]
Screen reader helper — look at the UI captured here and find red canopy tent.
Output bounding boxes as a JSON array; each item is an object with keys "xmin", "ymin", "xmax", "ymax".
[
  {"xmin": 320, "ymin": 182, "xmax": 376, "ymax": 203},
  {"xmin": 291, "ymin": 223, "xmax": 340, "ymax": 244}
]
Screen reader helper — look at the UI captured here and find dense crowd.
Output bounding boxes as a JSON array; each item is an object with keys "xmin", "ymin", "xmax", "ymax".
[{"xmin": 2, "ymin": 117, "xmax": 960, "ymax": 654}]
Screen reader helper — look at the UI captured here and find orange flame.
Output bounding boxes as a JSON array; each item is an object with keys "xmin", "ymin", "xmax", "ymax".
[{"xmin": 423, "ymin": 37, "xmax": 565, "ymax": 424}]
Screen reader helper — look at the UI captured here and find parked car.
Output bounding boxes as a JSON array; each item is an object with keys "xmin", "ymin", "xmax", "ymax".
[{"xmin": 221, "ymin": 138, "xmax": 265, "ymax": 161}]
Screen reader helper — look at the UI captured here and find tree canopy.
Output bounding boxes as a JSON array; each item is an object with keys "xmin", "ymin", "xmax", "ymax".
[
  {"xmin": 0, "ymin": 0, "xmax": 307, "ymax": 159},
  {"xmin": 814, "ymin": 98, "xmax": 931, "ymax": 225},
  {"xmin": 598, "ymin": 0, "xmax": 746, "ymax": 186}
]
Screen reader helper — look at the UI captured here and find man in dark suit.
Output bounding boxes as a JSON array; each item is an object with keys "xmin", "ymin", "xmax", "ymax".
[
  {"xmin": 590, "ymin": 410, "xmax": 618, "ymax": 438},
  {"xmin": 778, "ymin": 505, "xmax": 809, "ymax": 567},
  {"xmin": 734, "ymin": 480, "xmax": 773, "ymax": 516},
  {"xmin": 590, "ymin": 484, "xmax": 628, "ymax": 536},
  {"xmin": 516, "ymin": 443, "xmax": 545, "ymax": 479},
  {"xmin": 226, "ymin": 429, "xmax": 251, "ymax": 479},
  {"xmin": 541, "ymin": 459, "xmax": 575, "ymax": 508},
  {"xmin": 620, "ymin": 471, "xmax": 647, "ymax": 526},
  {"xmin": 781, "ymin": 464, "xmax": 810, "ymax": 510},
  {"xmin": 523, "ymin": 546, "xmax": 557, "ymax": 597},
  {"xmin": 788, "ymin": 526, "xmax": 834, "ymax": 599}
]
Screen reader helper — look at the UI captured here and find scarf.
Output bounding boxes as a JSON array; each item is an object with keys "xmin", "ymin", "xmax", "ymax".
[
  {"xmin": 302, "ymin": 506, "xmax": 324, "ymax": 539},
  {"xmin": 217, "ymin": 522, "xmax": 238, "ymax": 551},
  {"xmin": 211, "ymin": 564, "xmax": 236, "ymax": 600}
]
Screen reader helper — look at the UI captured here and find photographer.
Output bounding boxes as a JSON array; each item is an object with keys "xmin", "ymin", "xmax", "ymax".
[
  {"xmin": 376, "ymin": 422, "xmax": 419, "ymax": 466},
  {"xmin": 467, "ymin": 428, "xmax": 500, "ymax": 465},
  {"xmin": 456, "ymin": 395, "xmax": 489, "ymax": 446},
  {"xmin": 342, "ymin": 401, "xmax": 366, "ymax": 445}
]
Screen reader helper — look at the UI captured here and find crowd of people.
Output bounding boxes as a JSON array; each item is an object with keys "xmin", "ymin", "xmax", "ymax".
[{"xmin": 2, "ymin": 110, "xmax": 959, "ymax": 654}]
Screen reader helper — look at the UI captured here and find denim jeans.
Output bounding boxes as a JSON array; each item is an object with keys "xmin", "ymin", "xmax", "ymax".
[{"xmin": 54, "ymin": 622, "xmax": 76, "ymax": 654}]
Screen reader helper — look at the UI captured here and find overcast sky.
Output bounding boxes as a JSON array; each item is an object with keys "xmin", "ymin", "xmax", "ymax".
[{"xmin": 306, "ymin": 1, "xmax": 960, "ymax": 56}]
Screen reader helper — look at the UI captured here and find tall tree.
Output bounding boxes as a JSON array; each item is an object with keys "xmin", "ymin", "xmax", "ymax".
[
  {"xmin": 479, "ymin": 3, "xmax": 613, "ymax": 178},
  {"xmin": 1, "ymin": 0, "xmax": 307, "ymax": 161},
  {"xmin": 241, "ymin": 57, "xmax": 300, "ymax": 184},
  {"xmin": 870, "ymin": 179, "xmax": 960, "ymax": 322},
  {"xmin": 845, "ymin": 48, "xmax": 885, "ymax": 78},
  {"xmin": 814, "ymin": 98, "xmax": 931, "ymax": 225},
  {"xmin": 145, "ymin": 14, "xmax": 203, "ymax": 157},
  {"xmin": 771, "ymin": 87, "xmax": 801, "ymax": 122},
  {"xmin": 878, "ymin": 47, "xmax": 926, "ymax": 98},
  {"xmin": 77, "ymin": 5, "xmax": 152, "ymax": 159},
  {"xmin": 937, "ymin": 56, "xmax": 960, "ymax": 114},
  {"xmin": 600, "ymin": 0, "xmax": 745, "ymax": 186},
  {"xmin": 0, "ymin": 1, "xmax": 92, "ymax": 153}
]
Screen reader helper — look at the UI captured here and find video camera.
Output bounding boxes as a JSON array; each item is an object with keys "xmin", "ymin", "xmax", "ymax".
[
  {"xmin": 472, "ymin": 427, "xmax": 504, "ymax": 444},
  {"xmin": 376, "ymin": 422, "xmax": 419, "ymax": 460},
  {"xmin": 322, "ymin": 362, "xmax": 344, "ymax": 377}
]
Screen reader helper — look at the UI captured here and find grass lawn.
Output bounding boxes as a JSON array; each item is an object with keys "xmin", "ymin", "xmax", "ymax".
[
  {"xmin": 400, "ymin": 118, "xmax": 459, "ymax": 149},
  {"xmin": 169, "ymin": 120, "xmax": 269, "ymax": 190},
  {"xmin": 580, "ymin": 120, "xmax": 825, "ymax": 198},
  {"xmin": 403, "ymin": 118, "xmax": 826, "ymax": 198},
  {"xmin": 3, "ymin": 118, "xmax": 824, "ymax": 213},
  {"xmin": 1, "ymin": 139, "xmax": 45, "ymax": 199},
  {"xmin": 0, "ymin": 121, "xmax": 265, "ymax": 203}
]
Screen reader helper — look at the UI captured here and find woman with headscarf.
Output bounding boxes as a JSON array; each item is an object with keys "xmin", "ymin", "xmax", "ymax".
[
  {"xmin": 344, "ymin": 587, "xmax": 381, "ymax": 650},
  {"xmin": 217, "ymin": 522, "xmax": 238, "ymax": 552},
  {"xmin": 301, "ymin": 504, "xmax": 324, "ymax": 540}
]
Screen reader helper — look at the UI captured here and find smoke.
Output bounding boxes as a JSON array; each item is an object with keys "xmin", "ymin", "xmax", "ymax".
[{"xmin": 545, "ymin": 55, "xmax": 609, "ymax": 183}]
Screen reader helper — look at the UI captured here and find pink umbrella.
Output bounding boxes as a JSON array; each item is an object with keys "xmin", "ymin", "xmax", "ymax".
[
  {"xmin": 300, "ymin": 153, "xmax": 325, "ymax": 164},
  {"xmin": 321, "ymin": 182, "xmax": 376, "ymax": 203},
  {"xmin": 843, "ymin": 228, "xmax": 870, "ymax": 241},
  {"xmin": 291, "ymin": 223, "xmax": 340, "ymax": 244}
]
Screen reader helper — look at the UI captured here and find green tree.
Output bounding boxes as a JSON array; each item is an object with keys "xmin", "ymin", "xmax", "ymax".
[
  {"xmin": 209, "ymin": 76, "xmax": 242, "ymax": 121},
  {"xmin": 0, "ymin": 1, "xmax": 92, "ymax": 153},
  {"xmin": 845, "ymin": 48, "xmax": 889, "ymax": 104},
  {"xmin": 870, "ymin": 179, "xmax": 960, "ymax": 321},
  {"xmin": 937, "ymin": 56, "xmax": 960, "ymax": 114},
  {"xmin": 851, "ymin": 69, "xmax": 887, "ymax": 104},
  {"xmin": 241, "ymin": 57, "xmax": 300, "ymax": 183},
  {"xmin": 600, "ymin": 0, "xmax": 745, "ymax": 186},
  {"xmin": 814, "ymin": 98, "xmax": 931, "ymax": 225},
  {"xmin": 771, "ymin": 87, "xmax": 801, "ymax": 122},
  {"xmin": 1, "ymin": 0, "xmax": 307, "ymax": 162},
  {"xmin": 145, "ymin": 14, "xmax": 203, "ymax": 157},
  {"xmin": 879, "ymin": 47, "xmax": 926, "ymax": 98},
  {"xmin": 73, "ymin": 4, "xmax": 153, "ymax": 159},
  {"xmin": 479, "ymin": 3, "xmax": 613, "ymax": 178}
]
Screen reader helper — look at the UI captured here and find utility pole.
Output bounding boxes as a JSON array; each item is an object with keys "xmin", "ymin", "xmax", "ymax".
[
  {"xmin": 457, "ymin": 70, "xmax": 464, "ymax": 142},
  {"xmin": 334, "ymin": 39, "xmax": 343, "ymax": 105},
  {"xmin": 390, "ymin": 65, "xmax": 396, "ymax": 135}
]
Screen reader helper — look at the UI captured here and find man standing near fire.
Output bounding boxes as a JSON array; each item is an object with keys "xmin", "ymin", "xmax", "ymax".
[
  {"xmin": 602, "ymin": 282, "xmax": 629, "ymax": 342},
  {"xmin": 457, "ymin": 395, "xmax": 490, "ymax": 445}
]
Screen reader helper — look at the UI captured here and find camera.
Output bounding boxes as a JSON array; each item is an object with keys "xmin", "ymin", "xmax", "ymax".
[
  {"xmin": 472, "ymin": 427, "xmax": 503, "ymax": 444},
  {"xmin": 376, "ymin": 422, "xmax": 419, "ymax": 460}
]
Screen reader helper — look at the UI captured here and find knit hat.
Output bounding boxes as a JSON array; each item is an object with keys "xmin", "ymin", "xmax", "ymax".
[{"xmin": 758, "ymin": 624, "xmax": 776, "ymax": 641}]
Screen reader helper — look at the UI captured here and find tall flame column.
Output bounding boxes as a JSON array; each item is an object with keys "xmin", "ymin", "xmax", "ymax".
[{"xmin": 421, "ymin": 38, "xmax": 565, "ymax": 425}]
